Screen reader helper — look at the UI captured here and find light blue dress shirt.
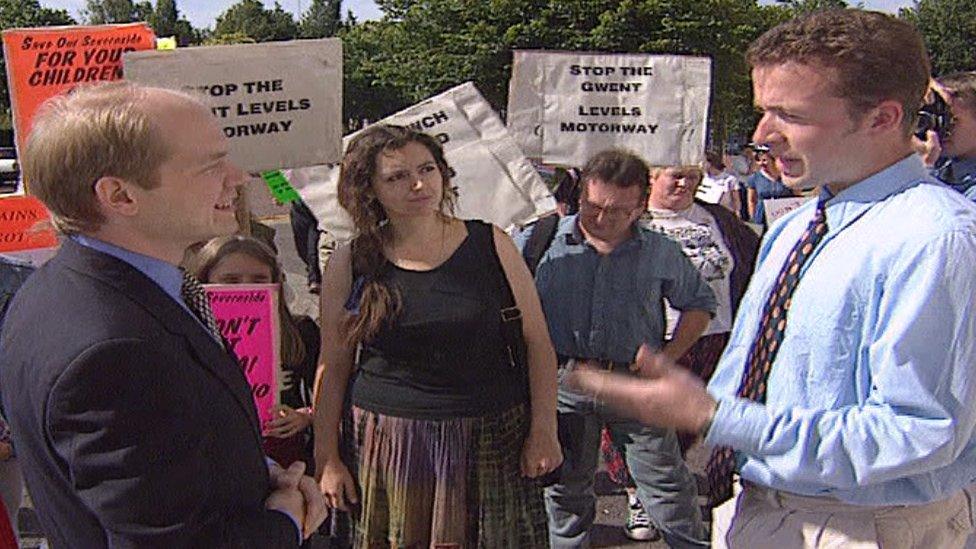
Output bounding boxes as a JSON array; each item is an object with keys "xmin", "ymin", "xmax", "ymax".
[
  {"xmin": 705, "ymin": 155, "xmax": 976, "ymax": 505},
  {"xmin": 516, "ymin": 214, "xmax": 716, "ymax": 363}
]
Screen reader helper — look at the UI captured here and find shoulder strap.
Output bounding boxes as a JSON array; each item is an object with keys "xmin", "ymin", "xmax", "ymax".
[{"xmin": 521, "ymin": 213, "xmax": 560, "ymax": 276}]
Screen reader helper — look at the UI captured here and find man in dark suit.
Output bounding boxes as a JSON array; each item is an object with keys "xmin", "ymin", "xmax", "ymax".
[{"xmin": 0, "ymin": 82, "xmax": 325, "ymax": 547}]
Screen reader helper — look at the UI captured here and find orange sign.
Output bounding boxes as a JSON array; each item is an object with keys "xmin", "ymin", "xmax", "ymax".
[
  {"xmin": 0, "ymin": 196, "xmax": 58, "ymax": 252},
  {"xmin": 1, "ymin": 23, "xmax": 156, "ymax": 157}
]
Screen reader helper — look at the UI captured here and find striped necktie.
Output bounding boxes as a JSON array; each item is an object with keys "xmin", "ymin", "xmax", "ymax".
[{"xmin": 704, "ymin": 198, "xmax": 828, "ymax": 505}]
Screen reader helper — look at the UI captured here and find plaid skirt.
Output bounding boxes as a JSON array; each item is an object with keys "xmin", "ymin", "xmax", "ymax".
[{"xmin": 351, "ymin": 403, "xmax": 549, "ymax": 549}]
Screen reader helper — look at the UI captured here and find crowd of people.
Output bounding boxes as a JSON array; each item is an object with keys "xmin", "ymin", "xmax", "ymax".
[{"xmin": 0, "ymin": 6, "xmax": 975, "ymax": 549}]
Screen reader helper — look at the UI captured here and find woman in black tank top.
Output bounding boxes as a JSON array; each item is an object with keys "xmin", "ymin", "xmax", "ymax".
[{"xmin": 313, "ymin": 125, "xmax": 561, "ymax": 548}]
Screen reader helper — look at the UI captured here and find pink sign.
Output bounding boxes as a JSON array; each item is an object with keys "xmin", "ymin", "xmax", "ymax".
[{"xmin": 204, "ymin": 284, "xmax": 280, "ymax": 428}]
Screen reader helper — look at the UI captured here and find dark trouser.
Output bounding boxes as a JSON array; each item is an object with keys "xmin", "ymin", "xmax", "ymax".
[{"xmin": 289, "ymin": 199, "xmax": 321, "ymax": 286}]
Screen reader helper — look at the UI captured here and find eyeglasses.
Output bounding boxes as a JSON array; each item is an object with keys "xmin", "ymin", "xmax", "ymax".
[{"xmin": 579, "ymin": 198, "xmax": 643, "ymax": 219}]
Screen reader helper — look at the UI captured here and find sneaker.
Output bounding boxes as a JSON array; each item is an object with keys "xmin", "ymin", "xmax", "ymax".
[{"xmin": 624, "ymin": 495, "xmax": 661, "ymax": 542}]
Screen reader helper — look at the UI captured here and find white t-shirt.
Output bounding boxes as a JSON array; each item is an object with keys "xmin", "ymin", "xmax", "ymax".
[{"xmin": 641, "ymin": 204, "xmax": 735, "ymax": 337}]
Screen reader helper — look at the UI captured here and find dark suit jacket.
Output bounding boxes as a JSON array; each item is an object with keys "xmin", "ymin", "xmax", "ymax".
[{"xmin": 0, "ymin": 239, "xmax": 299, "ymax": 548}]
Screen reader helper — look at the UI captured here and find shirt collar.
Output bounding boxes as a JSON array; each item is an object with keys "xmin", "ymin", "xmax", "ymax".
[
  {"xmin": 791, "ymin": 154, "xmax": 931, "ymax": 236},
  {"xmin": 71, "ymin": 235, "xmax": 185, "ymax": 305},
  {"xmin": 828, "ymin": 154, "xmax": 929, "ymax": 205}
]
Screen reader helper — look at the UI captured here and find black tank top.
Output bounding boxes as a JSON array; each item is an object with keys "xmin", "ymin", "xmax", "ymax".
[{"xmin": 350, "ymin": 220, "xmax": 529, "ymax": 419}]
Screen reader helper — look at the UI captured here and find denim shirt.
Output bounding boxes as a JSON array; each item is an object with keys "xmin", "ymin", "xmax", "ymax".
[
  {"xmin": 706, "ymin": 155, "xmax": 976, "ymax": 505},
  {"xmin": 517, "ymin": 215, "xmax": 716, "ymax": 364}
]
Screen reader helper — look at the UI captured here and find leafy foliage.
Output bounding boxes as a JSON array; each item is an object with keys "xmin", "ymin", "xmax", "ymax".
[
  {"xmin": 900, "ymin": 0, "xmax": 976, "ymax": 75},
  {"xmin": 299, "ymin": 0, "xmax": 343, "ymax": 38},
  {"xmin": 213, "ymin": 0, "xmax": 298, "ymax": 43}
]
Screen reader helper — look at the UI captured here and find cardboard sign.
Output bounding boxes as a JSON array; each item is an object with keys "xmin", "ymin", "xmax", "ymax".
[
  {"xmin": 1, "ymin": 23, "xmax": 156, "ymax": 157},
  {"xmin": 124, "ymin": 39, "xmax": 343, "ymax": 172},
  {"xmin": 205, "ymin": 284, "xmax": 280, "ymax": 428},
  {"xmin": 764, "ymin": 196, "xmax": 813, "ymax": 225},
  {"xmin": 286, "ymin": 81, "xmax": 555, "ymax": 243},
  {"xmin": 0, "ymin": 196, "xmax": 58, "ymax": 252},
  {"xmin": 507, "ymin": 50, "xmax": 711, "ymax": 166}
]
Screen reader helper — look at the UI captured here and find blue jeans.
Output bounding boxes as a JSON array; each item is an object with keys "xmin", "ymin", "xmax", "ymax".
[{"xmin": 545, "ymin": 368, "xmax": 706, "ymax": 548}]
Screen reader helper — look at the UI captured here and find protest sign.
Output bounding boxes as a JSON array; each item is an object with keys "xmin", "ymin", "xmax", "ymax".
[
  {"xmin": 205, "ymin": 284, "xmax": 280, "ymax": 428},
  {"xmin": 507, "ymin": 50, "xmax": 711, "ymax": 166},
  {"xmin": 695, "ymin": 180, "xmax": 726, "ymax": 204},
  {"xmin": 125, "ymin": 39, "xmax": 342, "ymax": 172},
  {"xmin": 1, "ymin": 23, "xmax": 156, "ymax": 157},
  {"xmin": 286, "ymin": 81, "xmax": 555, "ymax": 243},
  {"xmin": 0, "ymin": 196, "xmax": 58, "ymax": 253},
  {"xmin": 764, "ymin": 196, "xmax": 813, "ymax": 225}
]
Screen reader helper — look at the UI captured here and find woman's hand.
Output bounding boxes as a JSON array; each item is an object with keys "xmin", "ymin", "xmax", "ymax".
[
  {"xmin": 264, "ymin": 405, "xmax": 313, "ymax": 439},
  {"xmin": 520, "ymin": 424, "xmax": 563, "ymax": 478},
  {"xmin": 318, "ymin": 459, "xmax": 359, "ymax": 511},
  {"xmin": 0, "ymin": 442, "xmax": 12, "ymax": 461}
]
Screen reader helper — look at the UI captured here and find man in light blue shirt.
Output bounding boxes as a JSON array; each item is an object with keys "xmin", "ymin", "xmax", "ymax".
[
  {"xmin": 517, "ymin": 149, "xmax": 716, "ymax": 548},
  {"xmin": 570, "ymin": 9, "xmax": 976, "ymax": 548}
]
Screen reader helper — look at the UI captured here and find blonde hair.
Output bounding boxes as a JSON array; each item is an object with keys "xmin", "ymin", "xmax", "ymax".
[{"xmin": 23, "ymin": 81, "xmax": 204, "ymax": 234}]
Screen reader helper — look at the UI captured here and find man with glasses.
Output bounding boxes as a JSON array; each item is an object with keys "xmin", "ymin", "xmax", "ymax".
[{"xmin": 516, "ymin": 149, "xmax": 715, "ymax": 548}]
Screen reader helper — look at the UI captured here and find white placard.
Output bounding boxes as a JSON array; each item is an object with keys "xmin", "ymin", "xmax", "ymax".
[
  {"xmin": 507, "ymin": 50, "xmax": 710, "ymax": 166},
  {"xmin": 124, "ymin": 39, "xmax": 342, "ymax": 172},
  {"xmin": 764, "ymin": 196, "xmax": 813, "ymax": 225},
  {"xmin": 287, "ymin": 82, "xmax": 555, "ymax": 244}
]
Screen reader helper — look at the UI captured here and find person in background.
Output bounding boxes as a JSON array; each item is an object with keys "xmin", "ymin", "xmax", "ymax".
[
  {"xmin": 600, "ymin": 163, "xmax": 760, "ymax": 541},
  {"xmin": 186, "ymin": 235, "xmax": 320, "ymax": 469},
  {"xmin": 745, "ymin": 147, "xmax": 796, "ymax": 227},
  {"xmin": 0, "ymin": 413, "xmax": 19, "ymax": 548},
  {"xmin": 315, "ymin": 124, "xmax": 561, "ymax": 547},
  {"xmin": 289, "ymin": 198, "xmax": 323, "ymax": 294},
  {"xmin": 725, "ymin": 144, "xmax": 756, "ymax": 220},
  {"xmin": 931, "ymin": 71, "xmax": 976, "ymax": 200},
  {"xmin": 700, "ymin": 151, "xmax": 742, "ymax": 215}
]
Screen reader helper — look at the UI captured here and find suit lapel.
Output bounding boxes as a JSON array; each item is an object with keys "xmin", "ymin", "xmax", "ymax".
[{"xmin": 58, "ymin": 240, "xmax": 263, "ymax": 436}]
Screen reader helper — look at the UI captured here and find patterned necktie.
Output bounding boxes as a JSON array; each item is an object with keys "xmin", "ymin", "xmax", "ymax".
[
  {"xmin": 180, "ymin": 270, "xmax": 224, "ymax": 345},
  {"xmin": 704, "ymin": 198, "xmax": 828, "ymax": 505}
]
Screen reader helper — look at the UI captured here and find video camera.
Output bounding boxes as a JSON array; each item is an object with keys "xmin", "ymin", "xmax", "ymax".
[{"xmin": 915, "ymin": 91, "xmax": 954, "ymax": 141}]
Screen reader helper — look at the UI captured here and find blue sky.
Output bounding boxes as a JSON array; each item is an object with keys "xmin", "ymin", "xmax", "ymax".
[
  {"xmin": 39, "ymin": 0, "xmax": 384, "ymax": 28},
  {"xmin": 39, "ymin": 0, "xmax": 914, "ymax": 29}
]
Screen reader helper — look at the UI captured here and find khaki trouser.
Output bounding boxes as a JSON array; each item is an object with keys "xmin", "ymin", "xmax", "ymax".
[{"xmin": 712, "ymin": 481, "xmax": 974, "ymax": 549}]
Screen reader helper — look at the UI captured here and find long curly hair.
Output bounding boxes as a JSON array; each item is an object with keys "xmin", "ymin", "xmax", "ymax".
[{"xmin": 338, "ymin": 124, "xmax": 456, "ymax": 345}]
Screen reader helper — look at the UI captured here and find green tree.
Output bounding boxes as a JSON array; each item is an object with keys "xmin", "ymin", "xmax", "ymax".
[
  {"xmin": 900, "ymin": 0, "xmax": 976, "ymax": 75},
  {"xmin": 213, "ymin": 0, "xmax": 298, "ymax": 43},
  {"xmin": 299, "ymin": 0, "xmax": 342, "ymax": 38},
  {"xmin": 81, "ymin": 0, "xmax": 153, "ymax": 24},
  {"xmin": 147, "ymin": 0, "xmax": 199, "ymax": 45},
  {"xmin": 0, "ymin": 0, "xmax": 76, "ymax": 130},
  {"xmin": 342, "ymin": 0, "xmax": 773, "ymax": 148},
  {"xmin": 775, "ymin": 0, "xmax": 849, "ymax": 15}
]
